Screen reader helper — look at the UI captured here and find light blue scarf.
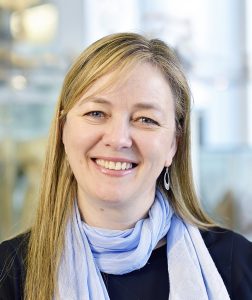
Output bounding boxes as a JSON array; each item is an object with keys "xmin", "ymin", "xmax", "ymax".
[{"xmin": 56, "ymin": 190, "xmax": 230, "ymax": 300}]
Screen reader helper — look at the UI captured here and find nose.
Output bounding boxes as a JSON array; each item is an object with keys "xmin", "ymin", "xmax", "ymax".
[{"xmin": 102, "ymin": 117, "xmax": 132, "ymax": 150}]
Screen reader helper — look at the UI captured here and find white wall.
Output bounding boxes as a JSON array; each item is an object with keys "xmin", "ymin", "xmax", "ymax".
[
  {"xmin": 246, "ymin": 0, "xmax": 252, "ymax": 146},
  {"xmin": 83, "ymin": 0, "xmax": 141, "ymax": 47}
]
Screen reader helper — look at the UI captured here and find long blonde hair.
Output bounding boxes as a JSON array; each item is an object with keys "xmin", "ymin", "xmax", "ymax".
[{"xmin": 25, "ymin": 32, "xmax": 215, "ymax": 299}]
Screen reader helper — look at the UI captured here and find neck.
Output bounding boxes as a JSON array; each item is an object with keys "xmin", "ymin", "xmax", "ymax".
[{"xmin": 77, "ymin": 188, "xmax": 156, "ymax": 230}]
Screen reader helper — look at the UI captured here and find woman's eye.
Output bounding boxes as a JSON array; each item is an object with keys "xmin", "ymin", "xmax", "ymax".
[
  {"xmin": 85, "ymin": 111, "xmax": 105, "ymax": 118},
  {"xmin": 137, "ymin": 117, "xmax": 159, "ymax": 126}
]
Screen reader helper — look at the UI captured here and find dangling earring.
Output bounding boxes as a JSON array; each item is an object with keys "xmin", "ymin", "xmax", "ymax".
[{"xmin": 164, "ymin": 167, "xmax": 170, "ymax": 190}]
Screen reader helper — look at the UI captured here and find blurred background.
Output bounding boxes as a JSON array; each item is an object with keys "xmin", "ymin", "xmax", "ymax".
[{"xmin": 0, "ymin": 0, "xmax": 252, "ymax": 242}]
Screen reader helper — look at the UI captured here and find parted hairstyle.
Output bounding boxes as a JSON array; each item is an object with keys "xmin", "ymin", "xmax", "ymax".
[{"xmin": 24, "ymin": 32, "xmax": 215, "ymax": 299}]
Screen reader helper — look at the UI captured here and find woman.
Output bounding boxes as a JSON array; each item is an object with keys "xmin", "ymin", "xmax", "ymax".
[{"xmin": 0, "ymin": 32, "xmax": 251, "ymax": 300}]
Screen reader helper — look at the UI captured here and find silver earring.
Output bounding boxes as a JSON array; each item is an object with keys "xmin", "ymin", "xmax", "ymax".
[{"xmin": 164, "ymin": 167, "xmax": 170, "ymax": 190}]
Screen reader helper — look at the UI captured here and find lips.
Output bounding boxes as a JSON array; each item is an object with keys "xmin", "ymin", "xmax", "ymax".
[{"xmin": 93, "ymin": 158, "xmax": 138, "ymax": 171}]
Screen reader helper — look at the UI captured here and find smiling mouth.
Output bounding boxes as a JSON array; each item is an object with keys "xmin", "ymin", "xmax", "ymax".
[{"xmin": 93, "ymin": 159, "xmax": 138, "ymax": 170}]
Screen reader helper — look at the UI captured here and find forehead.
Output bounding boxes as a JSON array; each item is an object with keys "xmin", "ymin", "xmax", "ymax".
[{"xmin": 77, "ymin": 62, "xmax": 174, "ymax": 109}]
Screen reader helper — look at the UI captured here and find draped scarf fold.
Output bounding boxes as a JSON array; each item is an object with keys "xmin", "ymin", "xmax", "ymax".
[{"xmin": 56, "ymin": 190, "xmax": 230, "ymax": 300}]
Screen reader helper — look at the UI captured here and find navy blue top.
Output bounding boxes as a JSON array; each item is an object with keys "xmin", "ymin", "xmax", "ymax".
[{"xmin": 0, "ymin": 228, "xmax": 252, "ymax": 299}]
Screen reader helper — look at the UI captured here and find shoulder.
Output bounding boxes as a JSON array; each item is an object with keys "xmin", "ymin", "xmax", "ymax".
[
  {"xmin": 0, "ymin": 233, "xmax": 29, "ymax": 300},
  {"xmin": 201, "ymin": 227, "xmax": 252, "ymax": 300},
  {"xmin": 0, "ymin": 232, "xmax": 29, "ymax": 269},
  {"xmin": 0, "ymin": 232, "xmax": 29, "ymax": 256}
]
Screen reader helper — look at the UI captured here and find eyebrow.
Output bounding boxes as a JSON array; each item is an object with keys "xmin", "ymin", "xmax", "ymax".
[
  {"xmin": 133, "ymin": 102, "xmax": 163, "ymax": 112},
  {"xmin": 78, "ymin": 97, "xmax": 164, "ymax": 113},
  {"xmin": 78, "ymin": 97, "xmax": 110, "ymax": 107}
]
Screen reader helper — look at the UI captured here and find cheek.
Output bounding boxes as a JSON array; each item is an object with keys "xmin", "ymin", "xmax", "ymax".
[
  {"xmin": 63, "ymin": 124, "xmax": 103, "ymax": 159},
  {"xmin": 63, "ymin": 125, "xmax": 86, "ymax": 157},
  {"xmin": 141, "ymin": 132, "xmax": 176, "ymax": 165},
  {"xmin": 137, "ymin": 133, "xmax": 167, "ymax": 160}
]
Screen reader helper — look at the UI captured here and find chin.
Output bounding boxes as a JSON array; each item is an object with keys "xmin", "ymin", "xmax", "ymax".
[
  {"xmin": 98, "ymin": 194, "xmax": 126, "ymax": 205},
  {"xmin": 94, "ymin": 190, "xmax": 128, "ymax": 205}
]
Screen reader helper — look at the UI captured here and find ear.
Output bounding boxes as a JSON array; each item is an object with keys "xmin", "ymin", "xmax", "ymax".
[
  {"xmin": 164, "ymin": 136, "xmax": 177, "ymax": 167},
  {"xmin": 61, "ymin": 115, "xmax": 67, "ymax": 146},
  {"xmin": 62, "ymin": 124, "xmax": 66, "ymax": 145},
  {"xmin": 60, "ymin": 109, "xmax": 67, "ymax": 144},
  {"xmin": 61, "ymin": 124, "xmax": 69, "ymax": 159}
]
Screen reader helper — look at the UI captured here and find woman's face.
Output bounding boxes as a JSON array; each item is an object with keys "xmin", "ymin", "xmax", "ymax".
[{"xmin": 63, "ymin": 62, "xmax": 177, "ymax": 209}]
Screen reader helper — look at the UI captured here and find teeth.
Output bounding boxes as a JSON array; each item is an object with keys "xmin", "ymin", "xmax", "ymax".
[
  {"xmin": 121, "ymin": 162, "xmax": 126, "ymax": 170},
  {"xmin": 96, "ymin": 159, "xmax": 133, "ymax": 170}
]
